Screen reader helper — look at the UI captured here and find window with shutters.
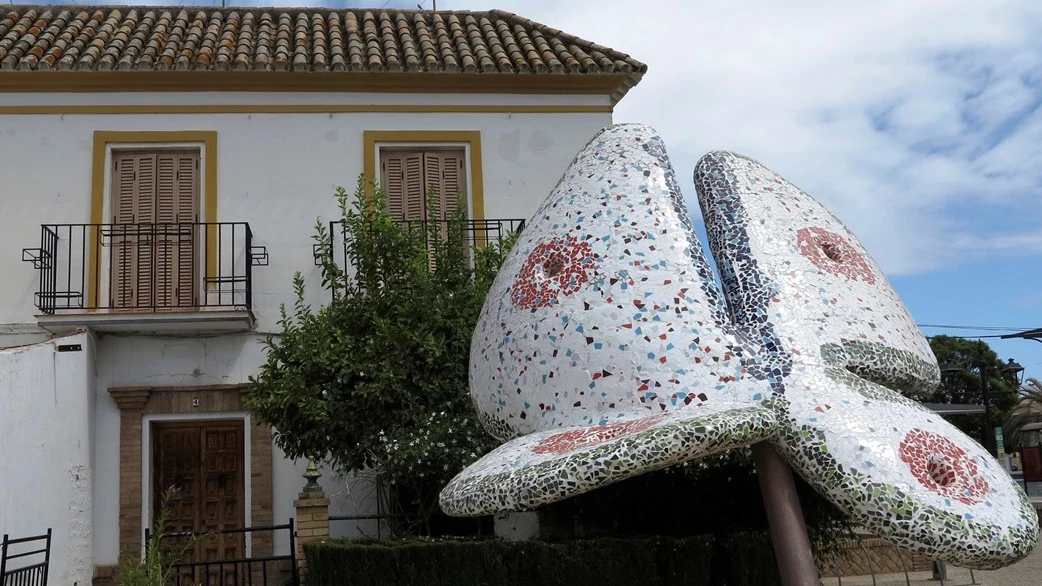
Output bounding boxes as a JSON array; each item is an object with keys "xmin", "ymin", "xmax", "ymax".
[
  {"xmin": 379, "ymin": 148, "xmax": 467, "ymax": 224},
  {"xmin": 109, "ymin": 149, "xmax": 200, "ymax": 310}
]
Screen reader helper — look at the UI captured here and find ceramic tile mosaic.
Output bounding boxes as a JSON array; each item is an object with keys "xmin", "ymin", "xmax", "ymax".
[{"xmin": 439, "ymin": 123, "xmax": 1038, "ymax": 570}]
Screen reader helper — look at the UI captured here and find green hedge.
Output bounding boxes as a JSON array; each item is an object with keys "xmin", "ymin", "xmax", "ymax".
[{"xmin": 305, "ymin": 532, "xmax": 780, "ymax": 586}]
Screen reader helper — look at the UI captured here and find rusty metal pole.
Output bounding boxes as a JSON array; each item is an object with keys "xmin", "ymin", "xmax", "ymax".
[{"xmin": 751, "ymin": 442, "xmax": 821, "ymax": 586}]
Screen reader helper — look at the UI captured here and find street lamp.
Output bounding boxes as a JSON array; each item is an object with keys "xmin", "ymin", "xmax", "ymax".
[
  {"xmin": 939, "ymin": 355, "xmax": 1025, "ymax": 458},
  {"xmin": 1006, "ymin": 358, "xmax": 1025, "ymax": 387}
]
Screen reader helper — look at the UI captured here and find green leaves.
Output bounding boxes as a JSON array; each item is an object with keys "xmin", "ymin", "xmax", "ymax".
[{"xmin": 244, "ymin": 175, "xmax": 514, "ymax": 534}]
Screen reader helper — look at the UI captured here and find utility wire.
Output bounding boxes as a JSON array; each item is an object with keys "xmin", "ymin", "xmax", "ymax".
[
  {"xmin": 918, "ymin": 324, "xmax": 1037, "ymax": 332},
  {"xmin": 925, "ymin": 334, "xmax": 1009, "ymax": 340}
]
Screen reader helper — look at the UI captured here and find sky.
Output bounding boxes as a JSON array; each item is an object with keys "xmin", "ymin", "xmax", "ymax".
[{"xmin": 33, "ymin": 0, "xmax": 1042, "ymax": 381}]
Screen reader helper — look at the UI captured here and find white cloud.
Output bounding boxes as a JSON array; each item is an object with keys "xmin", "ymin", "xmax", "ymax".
[
  {"xmin": 36, "ymin": 0, "xmax": 1042, "ymax": 275},
  {"xmin": 441, "ymin": 0, "xmax": 1042, "ymax": 275}
]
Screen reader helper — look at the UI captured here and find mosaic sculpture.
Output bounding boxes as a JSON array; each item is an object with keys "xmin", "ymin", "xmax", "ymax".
[{"xmin": 439, "ymin": 123, "xmax": 1038, "ymax": 570}]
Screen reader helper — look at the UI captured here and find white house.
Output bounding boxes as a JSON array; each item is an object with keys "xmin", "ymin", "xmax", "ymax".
[{"xmin": 0, "ymin": 4, "xmax": 644, "ymax": 585}]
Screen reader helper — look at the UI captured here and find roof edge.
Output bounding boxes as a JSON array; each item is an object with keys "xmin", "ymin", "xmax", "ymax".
[{"xmin": 0, "ymin": 69, "xmax": 633, "ymax": 99}]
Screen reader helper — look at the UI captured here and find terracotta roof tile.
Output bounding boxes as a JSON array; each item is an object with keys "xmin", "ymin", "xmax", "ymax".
[{"xmin": 0, "ymin": 5, "xmax": 644, "ymax": 77}]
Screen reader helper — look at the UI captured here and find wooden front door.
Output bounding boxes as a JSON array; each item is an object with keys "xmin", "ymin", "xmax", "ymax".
[{"xmin": 153, "ymin": 421, "xmax": 245, "ymax": 584}]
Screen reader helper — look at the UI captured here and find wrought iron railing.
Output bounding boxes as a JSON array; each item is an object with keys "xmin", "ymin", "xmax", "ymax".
[
  {"xmin": 1, "ymin": 529, "xmax": 51, "ymax": 586},
  {"xmin": 313, "ymin": 217, "xmax": 525, "ymax": 271},
  {"xmin": 145, "ymin": 521, "xmax": 296, "ymax": 586},
  {"xmin": 22, "ymin": 223, "xmax": 268, "ymax": 314}
]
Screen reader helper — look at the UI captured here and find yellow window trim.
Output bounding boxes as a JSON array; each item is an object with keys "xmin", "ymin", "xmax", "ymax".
[
  {"xmin": 363, "ymin": 130, "xmax": 485, "ymax": 226},
  {"xmin": 88, "ymin": 131, "xmax": 218, "ymax": 309}
]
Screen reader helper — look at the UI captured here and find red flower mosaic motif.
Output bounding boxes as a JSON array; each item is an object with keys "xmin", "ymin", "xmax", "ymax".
[
  {"xmin": 510, "ymin": 235, "xmax": 595, "ymax": 310},
  {"xmin": 898, "ymin": 429, "xmax": 989, "ymax": 505},
  {"xmin": 532, "ymin": 414, "xmax": 669, "ymax": 454},
  {"xmin": 796, "ymin": 226, "xmax": 876, "ymax": 285}
]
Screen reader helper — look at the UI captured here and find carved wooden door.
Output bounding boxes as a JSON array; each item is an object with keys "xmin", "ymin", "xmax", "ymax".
[{"xmin": 153, "ymin": 421, "xmax": 245, "ymax": 585}]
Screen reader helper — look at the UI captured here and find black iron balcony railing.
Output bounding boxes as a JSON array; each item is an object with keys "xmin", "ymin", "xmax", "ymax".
[
  {"xmin": 312, "ymin": 217, "xmax": 526, "ymax": 273},
  {"xmin": 21, "ymin": 223, "xmax": 268, "ymax": 314}
]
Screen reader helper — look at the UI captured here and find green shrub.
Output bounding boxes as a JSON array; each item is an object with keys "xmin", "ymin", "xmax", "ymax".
[
  {"xmin": 245, "ymin": 177, "xmax": 516, "ymax": 535},
  {"xmin": 305, "ymin": 535, "xmax": 728, "ymax": 586},
  {"xmin": 711, "ymin": 532, "xmax": 780, "ymax": 586}
]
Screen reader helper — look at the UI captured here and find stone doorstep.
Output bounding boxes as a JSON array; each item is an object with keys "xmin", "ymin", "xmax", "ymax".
[{"xmin": 92, "ymin": 565, "xmax": 117, "ymax": 586}]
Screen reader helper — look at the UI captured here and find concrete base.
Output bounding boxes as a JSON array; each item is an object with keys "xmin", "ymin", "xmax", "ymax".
[{"xmin": 493, "ymin": 511, "xmax": 540, "ymax": 542}]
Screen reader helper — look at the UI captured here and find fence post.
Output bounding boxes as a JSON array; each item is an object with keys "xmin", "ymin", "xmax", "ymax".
[
  {"xmin": 294, "ymin": 457, "xmax": 330, "ymax": 584},
  {"xmin": 1, "ymin": 533, "xmax": 8, "ymax": 577}
]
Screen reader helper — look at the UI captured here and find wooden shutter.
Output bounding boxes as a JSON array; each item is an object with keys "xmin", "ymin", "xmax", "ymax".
[
  {"xmin": 416, "ymin": 150, "xmax": 465, "ymax": 222},
  {"xmin": 434, "ymin": 150, "xmax": 465, "ymax": 221},
  {"xmin": 111, "ymin": 152, "xmax": 158, "ymax": 309},
  {"xmin": 381, "ymin": 153, "xmax": 405, "ymax": 219},
  {"xmin": 153, "ymin": 152, "xmax": 199, "ymax": 308},
  {"xmin": 174, "ymin": 154, "xmax": 198, "ymax": 308},
  {"xmin": 403, "ymin": 153, "xmax": 425, "ymax": 222},
  {"xmin": 421, "ymin": 151, "xmax": 466, "ymax": 257},
  {"xmin": 110, "ymin": 149, "xmax": 198, "ymax": 310},
  {"xmin": 423, "ymin": 153, "xmax": 445, "ymax": 220},
  {"xmin": 380, "ymin": 150, "xmax": 426, "ymax": 224},
  {"xmin": 110, "ymin": 153, "xmax": 138, "ymax": 308}
]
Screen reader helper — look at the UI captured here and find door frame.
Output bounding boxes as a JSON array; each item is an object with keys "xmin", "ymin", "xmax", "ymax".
[
  {"xmin": 142, "ymin": 412, "xmax": 253, "ymax": 557},
  {"xmin": 93, "ymin": 134, "xmax": 216, "ymax": 312}
]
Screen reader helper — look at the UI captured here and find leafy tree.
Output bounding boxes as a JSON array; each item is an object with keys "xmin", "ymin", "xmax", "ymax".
[
  {"xmin": 244, "ymin": 176, "xmax": 516, "ymax": 535},
  {"xmin": 925, "ymin": 336, "xmax": 1020, "ymax": 446}
]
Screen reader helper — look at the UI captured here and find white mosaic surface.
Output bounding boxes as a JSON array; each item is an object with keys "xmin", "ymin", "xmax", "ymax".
[{"xmin": 439, "ymin": 123, "xmax": 1038, "ymax": 569}]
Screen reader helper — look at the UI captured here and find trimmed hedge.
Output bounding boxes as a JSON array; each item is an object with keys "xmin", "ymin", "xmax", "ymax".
[{"xmin": 305, "ymin": 533, "xmax": 781, "ymax": 586}]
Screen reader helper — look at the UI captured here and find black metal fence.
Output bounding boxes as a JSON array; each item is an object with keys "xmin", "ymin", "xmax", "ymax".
[
  {"xmin": 314, "ymin": 217, "xmax": 525, "ymax": 269},
  {"xmin": 22, "ymin": 222, "xmax": 268, "ymax": 314},
  {"xmin": 1, "ymin": 529, "xmax": 51, "ymax": 586},
  {"xmin": 145, "ymin": 521, "xmax": 296, "ymax": 586}
]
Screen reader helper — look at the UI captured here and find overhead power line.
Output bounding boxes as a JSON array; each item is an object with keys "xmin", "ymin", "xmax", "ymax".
[
  {"xmin": 917, "ymin": 324, "xmax": 1038, "ymax": 332},
  {"xmin": 925, "ymin": 334, "xmax": 1009, "ymax": 340}
]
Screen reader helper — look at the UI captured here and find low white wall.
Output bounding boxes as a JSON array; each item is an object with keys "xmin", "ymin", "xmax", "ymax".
[
  {"xmin": 0, "ymin": 332, "xmax": 95, "ymax": 586},
  {"xmin": 0, "ymin": 325, "xmax": 52, "ymax": 350}
]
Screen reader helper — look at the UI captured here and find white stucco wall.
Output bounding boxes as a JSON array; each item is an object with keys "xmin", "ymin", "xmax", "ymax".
[
  {"xmin": 0, "ymin": 91, "xmax": 613, "ymax": 334},
  {"xmin": 0, "ymin": 90, "xmax": 614, "ymax": 573},
  {"xmin": 0, "ymin": 332, "xmax": 95, "ymax": 586}
]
